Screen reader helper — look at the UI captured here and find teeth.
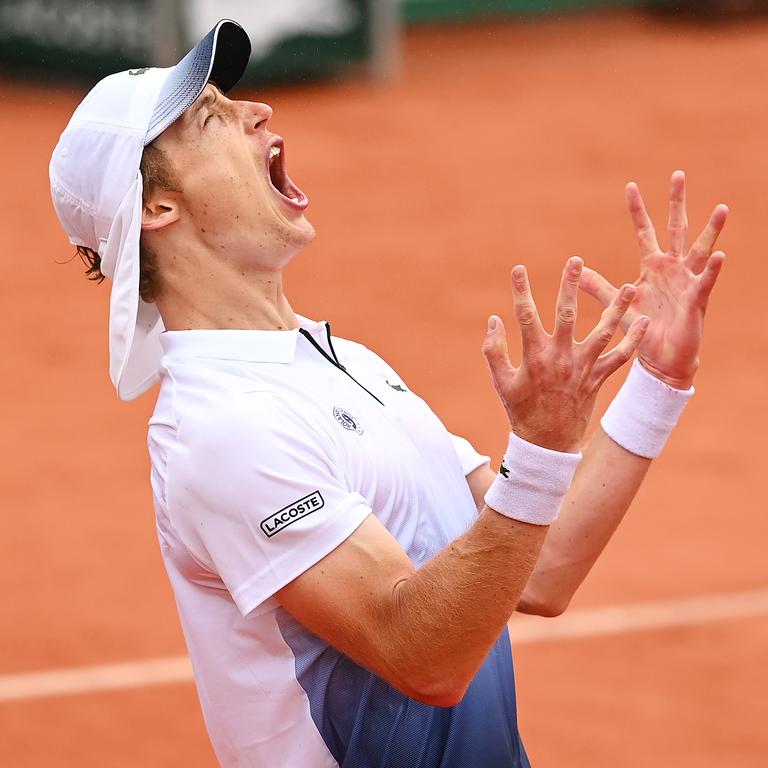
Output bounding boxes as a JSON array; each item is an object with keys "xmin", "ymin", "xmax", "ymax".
[{"xmin": 269, "ymin": 145, "xmax": 281, "ymax": 160}]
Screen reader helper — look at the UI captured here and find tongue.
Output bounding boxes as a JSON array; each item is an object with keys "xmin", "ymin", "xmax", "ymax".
[{"xmin": 273, "ymin": 169, "xmax": 301, "ymax": 202}]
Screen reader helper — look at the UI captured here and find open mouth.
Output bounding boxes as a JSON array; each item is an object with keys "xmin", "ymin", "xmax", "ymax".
[{"xmin": 266, "ymin": 138, "xmax": 308, "ymax": 210}]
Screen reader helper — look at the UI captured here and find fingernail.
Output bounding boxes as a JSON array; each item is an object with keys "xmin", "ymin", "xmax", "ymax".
[
  {"xmin": 640, "ymin": 316, "xmax": 650, "ymax": 330},
  {"xmin": 488, "ymin": 316, "xmax": 497, "ymax": 332}
]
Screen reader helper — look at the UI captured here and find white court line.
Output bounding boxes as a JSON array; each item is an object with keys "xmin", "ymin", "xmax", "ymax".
[
  {"xmin": 1, "ymin": 587, "xmax": 767, "ymax": 703},
  {"xmin": 508, "ymin": 587, "xmax": 768, "ymax": 644},
  {"xmin": 0, "ymin": 656, "xmax": 193, "ymax": 703}
]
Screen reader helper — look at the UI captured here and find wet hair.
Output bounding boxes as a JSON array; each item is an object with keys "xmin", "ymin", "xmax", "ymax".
[{"xmin": 75, "ymin": 142, "xmax": 179, "ymax": 303}]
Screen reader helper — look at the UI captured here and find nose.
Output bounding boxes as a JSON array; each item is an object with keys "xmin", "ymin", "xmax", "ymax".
[{"xmin": 241, "ymin": 101, "xmax": 273, "ymax": 133}]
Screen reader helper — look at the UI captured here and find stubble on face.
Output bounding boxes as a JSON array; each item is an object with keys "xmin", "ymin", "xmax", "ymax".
[{"xmin": 152, "ymin": 85, "xmax": 315, "ymax": 270}]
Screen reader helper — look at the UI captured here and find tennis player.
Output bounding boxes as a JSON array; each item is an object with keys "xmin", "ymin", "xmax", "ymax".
[{"xmin": 49, "ymin": 19, "xmax": 726, "ymax": 768}]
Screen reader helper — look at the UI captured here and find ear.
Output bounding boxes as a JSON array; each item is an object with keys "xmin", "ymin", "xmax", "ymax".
[{"xmin": 141, "ymin": 193, "xmax": 180, "ymax": 231}]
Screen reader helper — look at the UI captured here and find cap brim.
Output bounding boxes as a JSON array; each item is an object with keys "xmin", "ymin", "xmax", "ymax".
[{"xmin": 145, "ymin": 19, "xmax": 251, "ymax": 145}]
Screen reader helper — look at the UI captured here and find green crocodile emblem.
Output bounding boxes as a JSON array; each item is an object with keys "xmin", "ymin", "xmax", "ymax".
[
  {"xmin": 386, "ymin": 380, "xmax": 407, "ymax": 392},
  {"xmin": 128, "ymin": 67, "xmax": 150, "ymax": 76}
]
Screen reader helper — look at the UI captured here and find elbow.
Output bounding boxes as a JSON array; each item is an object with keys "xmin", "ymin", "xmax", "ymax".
[
  {"xmin": 406, "ymin": 678, "xmax": 469, "ymax": 708},
  {"xmin": 516, "ymin": 591, "xmax": 571, "ymax": 618},
  {"xmin": 390, "ymin": 658, "xmax": 470, "ymax": 707}
]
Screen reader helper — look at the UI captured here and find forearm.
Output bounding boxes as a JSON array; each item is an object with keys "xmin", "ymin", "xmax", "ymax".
[
  {"xmin": 518, "ymin": 354, "xmax": 698, "ymax": 615},
  {"xmin": 517, "ymin": 428, "xmax": 650, "ymax": 615},
  {"xmin": 278, "ymin": 503, "xmax": 549, "ymax": 707},
  {"xmin": 387, "ymin": 507, "xmax": 548, "ymax": 704},
  {"xmin": 382, "ymin": 433, "xmax": 581, "ymax": 702}
]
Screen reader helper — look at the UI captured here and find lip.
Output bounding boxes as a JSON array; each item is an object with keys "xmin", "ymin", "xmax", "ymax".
[{"xmin": 265, "ymin": 136, "xmax": 309, "ymax": 211}]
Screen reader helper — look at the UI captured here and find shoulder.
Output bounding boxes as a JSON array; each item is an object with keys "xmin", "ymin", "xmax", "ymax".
[
  {"xmin": 178, "ymin": 389, "xmax": 326, "ymax": 456},
  {"xmin": 331, "ymin": 336, "xmax": 404, "ymax": 379}
]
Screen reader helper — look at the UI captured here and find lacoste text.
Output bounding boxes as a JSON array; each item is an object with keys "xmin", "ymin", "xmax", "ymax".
[{"xmin": 260, "ymin": 491, "xmax": 325, "ymax": 538}]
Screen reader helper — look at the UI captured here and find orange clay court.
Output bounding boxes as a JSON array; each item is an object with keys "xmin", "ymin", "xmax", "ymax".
[{"xmin": 0, "ymin": 10, "xmax": 766, "ymax": 767}]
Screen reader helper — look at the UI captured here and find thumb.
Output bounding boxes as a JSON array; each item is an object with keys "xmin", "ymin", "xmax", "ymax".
[{"xmin": 482, "ymin": 315, "xmax": 515, "ymax": 387}]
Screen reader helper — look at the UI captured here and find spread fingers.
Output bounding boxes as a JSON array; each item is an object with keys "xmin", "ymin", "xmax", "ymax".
[
  {"xmin": 552, "ymin": 257, "xmax": 583, "ymax": 348},
  {"xmin": 686, "ymin": 204, "xmax": 728, "ymax": 275},
  {"xmin": 510, "ymin": 265, "xmax": 546, "ymax": 354},
  {"xmin": 626, "ymin": 182, "xmax": 660, "ymax": 258},
  {"xmin": 581, "ymin": 283, "xmax": 638, "ymax": 360},
  {"xmin": 667, "ymin": 170, "xmax": 688, "ymax": 258},
  {"xmin": 592, "ymin": 315, "xmax": 650, "ymax": 382}
]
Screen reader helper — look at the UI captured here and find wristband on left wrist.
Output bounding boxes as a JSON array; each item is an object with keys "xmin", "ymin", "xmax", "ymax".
[{"xmin": 601, "ymin": 359, "xmax": 694, "ymax": 459}]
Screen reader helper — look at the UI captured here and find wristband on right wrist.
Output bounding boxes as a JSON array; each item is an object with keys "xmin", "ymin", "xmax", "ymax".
[
  {"xmin": 600, "ymin": 359, "xmax": 695, "ymax": 459},
  {"xmin": 484, "ymin": 432, "xmax": 582, "ymax": 526}
]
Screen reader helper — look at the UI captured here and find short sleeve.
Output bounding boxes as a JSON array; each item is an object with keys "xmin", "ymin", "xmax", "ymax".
[
  {"xmin": 166, "ymin": 393, "xmax": 371, "ymax": 616},
  {"xmin": 449, "ymin": 433, "xmax": 490, "ymax": 476}
]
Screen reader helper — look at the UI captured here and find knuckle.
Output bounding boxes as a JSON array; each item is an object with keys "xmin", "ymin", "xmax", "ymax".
[
  {"xmin": 616, "ymin": 296, "xmax": 631, "ymax": 311},
  {"xmin": 517, "ymin": 307, "xmax": 537, "ymax": 326},
  {"xmin": 615, "ymin": 346, "xmax": 633, "ymax": 363},
  {"xmin": 596, "ymin": 327, "xmax": 614, "ymax": 346},
  {"xmin": 557, "ymin": 306, "xmax": 577, "ymax": 324},
  {"xmin": 611, "ymin": 299, "xmax": 630, "ymax": 317},
  {"xmin": 565, "ymin": 274, "xmax": 580, "ymax": 288}
]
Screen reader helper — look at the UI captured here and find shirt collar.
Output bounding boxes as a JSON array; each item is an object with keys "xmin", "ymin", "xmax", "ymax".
[{"xmin": 159, "ymin": 315, "xmax": 327, "ymax": 364}]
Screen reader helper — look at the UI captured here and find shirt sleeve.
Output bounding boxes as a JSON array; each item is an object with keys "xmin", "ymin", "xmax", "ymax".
[
  {"xmin": 165, "ymin": 392, "xmax": 371, "ymax": 617},
  {"xmin": 449, "ymin": 433, "xmax": 491, "ymax": 476}
]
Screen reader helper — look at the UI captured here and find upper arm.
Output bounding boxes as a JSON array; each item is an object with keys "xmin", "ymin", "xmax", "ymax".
[
  {"xmin": 167, "ymin": 395, "xmax": 372, "ymax": 616},
  {"xmin": 276, "ymin": 513, "xmax": 420, "ymax": 693}
]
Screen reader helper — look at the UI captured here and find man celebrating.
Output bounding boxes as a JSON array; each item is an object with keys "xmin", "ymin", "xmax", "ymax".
[{"xmin": 50, "ymin": 20, "xmax": 726, "ymax": 768}]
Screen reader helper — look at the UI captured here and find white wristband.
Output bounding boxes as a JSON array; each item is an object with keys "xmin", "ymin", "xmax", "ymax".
[
  {"xmin": 484, "ymin": 432, "xmax": 582, "ymax": 526},
  {"xmin": 601, "ymin": 359, "xmax": 694, "ymax": 459}
]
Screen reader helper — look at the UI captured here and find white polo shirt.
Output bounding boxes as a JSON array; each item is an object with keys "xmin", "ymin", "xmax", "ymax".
[{"xmin": 148, "ymin": 316, "xmax": 531, "ymax": 768}]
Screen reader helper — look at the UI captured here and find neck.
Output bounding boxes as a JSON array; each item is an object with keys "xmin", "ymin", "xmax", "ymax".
[{"xmin": 154, "ymin": 251, "xmax": 298, "ymax": 332}]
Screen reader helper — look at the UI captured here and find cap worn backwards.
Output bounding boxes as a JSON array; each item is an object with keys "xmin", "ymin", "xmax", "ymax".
[{"xmin": 49, "ymin": 19, "xmax": 251, "ymax": 401}]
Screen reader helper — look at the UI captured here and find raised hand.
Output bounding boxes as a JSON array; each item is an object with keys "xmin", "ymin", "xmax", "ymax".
[
  {"xmin": 483, "ymin": 257, "xmax": 649, "ymax": 453},
  {"xmin": 579, "ymin": 171, "xmax": 727, "ymax": 389}
]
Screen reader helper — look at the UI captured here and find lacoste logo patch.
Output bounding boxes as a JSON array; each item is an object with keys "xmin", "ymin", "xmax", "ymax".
[
  {"xmin": 386, "ymin": 379, "xmax": 407, "ymax": 392},
  {"xmin": 128, "ymin": 67, "xmax": 149, "ymax": 76},
  {"xmin": 333, "ymin": 406, "xmax": 363, "ymax": 434},
  {"xmin": 260, "ymin": 491, "xmax": 324, "ymax": 538}
]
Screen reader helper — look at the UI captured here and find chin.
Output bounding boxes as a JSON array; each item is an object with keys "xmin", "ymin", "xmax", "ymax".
[{"xmin": 284, "ymin": 215, "xmax": 316, "ymax": 248}]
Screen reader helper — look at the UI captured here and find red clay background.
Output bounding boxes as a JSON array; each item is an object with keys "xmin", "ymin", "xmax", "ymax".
[{"xmin": 1, "ymin": 10, "xmax": 766, "ymax": 767}]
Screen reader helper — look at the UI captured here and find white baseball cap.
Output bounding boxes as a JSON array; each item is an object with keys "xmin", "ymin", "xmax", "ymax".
[{"xmin": 50, "ymin": 19, "xmax": 251, "ymax": 400}]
